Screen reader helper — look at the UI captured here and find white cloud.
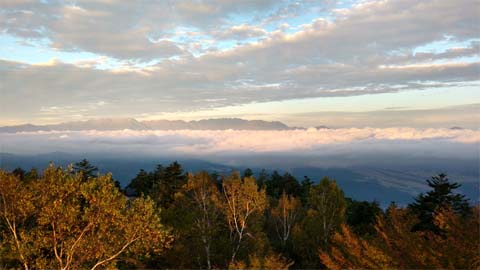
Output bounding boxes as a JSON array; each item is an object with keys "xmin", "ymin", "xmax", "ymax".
[
  {"xmin": 1, "ymin": 128, "xmax": 478, "ymax": 155},
  {"xmin": 0, "ymin": 0, "xmax": 479, "ymax": 122},
  {"xmin": 213, "ymin": 24, "xmax": 267, "ymax": 40}
]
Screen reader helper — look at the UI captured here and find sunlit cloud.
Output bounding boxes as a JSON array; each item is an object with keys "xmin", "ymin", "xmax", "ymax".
[
  {"xmin": 0, "ymin": 0, "xmax": 478, "ymax": 124},
  {"xmin": 1, "ymin": 128, "xmax": 478, "ymax": 155}
]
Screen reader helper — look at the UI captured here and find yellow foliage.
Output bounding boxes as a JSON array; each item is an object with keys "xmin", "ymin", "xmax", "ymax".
[{"xmin": 0, "ymin": 165, "xmax": 172, "ymax": 270}]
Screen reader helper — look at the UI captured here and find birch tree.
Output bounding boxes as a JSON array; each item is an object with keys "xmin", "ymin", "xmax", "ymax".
[
  {"xmin": 220, "ymin": 173, "xmax": 267, "ymax": 266},
  {"xmin": 271, "ymin": 192, "xmax": 301, "ymax": 247},
  {"xmin": 182, "ymin": 171, "xmax": 222, "ymax": 270}
]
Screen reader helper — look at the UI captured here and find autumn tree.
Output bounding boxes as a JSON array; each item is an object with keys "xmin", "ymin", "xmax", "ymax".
[
  {"xmin": 177, "ymin": 171, "xmax": 223, "ymax": 270},
  {"xmin": 0, "ymin": 170, "xmax": 34, "ymax": 270},
  {"xmin": 0, "ymin": 165, "xmax": 172, "ymax": 270},
  {"xmin": 320, "ymin": 205, "xmax": 480, "ymax": 269},
  {"xmin": 318, "ymin": 224, "xmax": 393, "ymax": 269},
  {"xmin": 248, "ymin": 253, "xmax": 294, "ymax": 270},
  {"xmin": 271, "ymin": 191, "xmax": 301, "ymax": 248},
  {"xmin": 374, "ymin": 204, "xmax": 479, "ymax": 268},
  {"xmin": 220, "ymin": 172, "xmax": 268, "ymax": 266}
]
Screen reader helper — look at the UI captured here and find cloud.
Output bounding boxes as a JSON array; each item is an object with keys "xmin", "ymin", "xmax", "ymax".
[
  {"xmin": 284, "ymin": 104, "xmax": 480, "ymax": 129},
  {"xmin": 0, "ymin": 0, "xmax": 280, "ymax": 60},
  {"xmin": 1, "ymin": 128, "xmax": 478, "ymax": 156},
  {"xmin": 0, "ymin": 0, "xmax": 479, "ymax": 122},
  {"xmin": 213, "ymin": 24, "xmax": 267, "ymax": 40}
]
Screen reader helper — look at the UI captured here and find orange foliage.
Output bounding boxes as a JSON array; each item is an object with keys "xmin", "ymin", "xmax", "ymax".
[{"xmin": 320, "ymin": 206, "xmax": 480, "ymax": 269}]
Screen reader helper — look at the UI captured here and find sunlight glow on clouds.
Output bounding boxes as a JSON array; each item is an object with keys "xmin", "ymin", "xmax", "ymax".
[
  {"xmin": 1, "ymin": 128, "xmax": 478, "ymax": 155},
  {"xmin": 0, "ymin": 0, "xmax": 478, "ymax": 125}
]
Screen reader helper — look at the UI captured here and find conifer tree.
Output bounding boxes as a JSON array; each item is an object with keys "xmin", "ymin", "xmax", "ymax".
[
  {"xmin": 409, "ymin": 173, "xmax": 470, "ymax": 233},
  {"xmin": 73, "ymin": 159, "xmax": 98, "ymax": 181}
]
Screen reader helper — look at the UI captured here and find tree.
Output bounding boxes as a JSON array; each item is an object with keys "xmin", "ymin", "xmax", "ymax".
[
  {"xmin": 152, "ymin": 162, "xmax": 187, "ymax": 208},
  {"xmin": 0, "ymin": 165, "xmax": 172, "ymax": 270},
  {"xmin": 220, "ymin": 173, "xmax": 268, "ymax": 265},
  {"xmin": 271, "ymin": 192, "xmax": 301, "ymax": 247},
  {"xmin": 73, "ymin": 159, "xmax": 98, "ymax": 181},
  {"xmin": 346, "ymin": 198, "xmax": 382, "ymax": 236},
  {"xmin": 243, "ymin": 168, "xmax": 253, "ymax": 178},
  {"xmin": 307, "ymin": 177, "xmax": 346, "ymax": 250},
  {"xmin": 0, "ymin": 170, "xmax": 34, "ymax": 270},
  {"xmin": 11, "ymin": 168, "xmax": 25, "ymax": 181},
  {"xmin": 318, "ymin": 225, "xmax": 393, "ymax": 269},
  {"xmin": 125, "ymin": 169, "xmax": 154, "ymax": 197},
  {"xmin": 180, "ymin": 171, "xmax": 223, "ymax": 270},
  {"xmin": 300, "ymin": 176, "xmax": 313, "ymax": 205},
  {"xmin": 248, "ymin": 253, "xmax": 293, "ymax": 269},
  {"xmin": 320, "ymin": 205, "xmax": 480, "ymax": 269},
  {"xmin": 409, "ymin": 173, "xmax": 470, "ymax": 233},
  {"xmin": 24, "ymin": 168, "xmax": 39, "ymax": 182},
  {"xmin": 265, "ymin": 171, "xmax": 301, "ymax": 199},
  {"xmin": 293, "ymin": 177, "xmax": 346, "ymax": 268},
  {"xmin": 256, "ymin": 169, "xmax": 269, "ymax": 188}
]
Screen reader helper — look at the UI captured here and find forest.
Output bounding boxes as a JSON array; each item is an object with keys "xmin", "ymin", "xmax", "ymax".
[{"xmin": 0, "ymin": 160, "xmax": 478, "ymax": 270}]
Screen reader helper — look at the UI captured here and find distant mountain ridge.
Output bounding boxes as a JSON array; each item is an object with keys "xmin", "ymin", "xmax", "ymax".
[{"xmin": 0, "ymin": 118, "xmax": 292, "ymax": 132}]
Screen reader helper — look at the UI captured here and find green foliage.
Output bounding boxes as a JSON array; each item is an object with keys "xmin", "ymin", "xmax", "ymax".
[
  {"xmin": 243, "ymin": 168, "xmax": 253, "ymax": 178},
  {"xmin": 346, "ymin": 198, "xmax": 382, "ymax": 237},
  {"xmin": 125, "ymin": 162, "xmax": 187, "ymax": 209},
  {"xmin": 409, "ymin": 173, "xmax": 471, "ymax": 233},
  {"xmin": 126, "ymin": 169, "xmax": 153, "ymax": 197},
  {"xmin": 73, "ymin": 159, "xmax": 98, "ymax": 181},
  {"xmin": 265, "ymin": 171, "xmax": 302, "ymax": 199},
  {"xmin": 292, "ymin": 177, "xmax": 347, "ymax": 268}
]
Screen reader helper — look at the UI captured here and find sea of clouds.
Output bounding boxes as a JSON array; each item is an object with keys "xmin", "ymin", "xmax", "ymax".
[{"xmin": 1, "ymin": 127, "xmax": 478, "ymax": 157}]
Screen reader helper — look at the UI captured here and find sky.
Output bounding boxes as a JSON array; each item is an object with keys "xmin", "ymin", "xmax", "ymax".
[{"xmin": 0, "ymin": 0, "xmax": 479, "ymax": 127}]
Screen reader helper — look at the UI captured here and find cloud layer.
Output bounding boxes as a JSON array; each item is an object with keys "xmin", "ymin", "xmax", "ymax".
[
  {"xmin": 0, "ymin": 0, "xmax": 479, "ymax": 123},
  {"xmin": 1, "ymin": 128, "xmax": 478, "ymax": 156}
]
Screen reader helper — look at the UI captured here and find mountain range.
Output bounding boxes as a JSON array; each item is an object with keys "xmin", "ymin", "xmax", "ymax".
[{"xmin": 0, "ymin": 118, "xmax": 292, "ymax": 132}]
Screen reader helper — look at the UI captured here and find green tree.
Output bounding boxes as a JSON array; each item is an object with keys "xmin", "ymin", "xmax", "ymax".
[
  {"xmin": 265, "ymin": 171, "xmax": 301, "ymax": 199},
  {"xmin": 256, "ymin": 169, "xmax": 269, "ymax": 189},
  {"xmin": 125, "ymin": 169, "xmax": 154, "ymax": 197},
  {"xmin": 293, "ymin": 177, "xmax": 346, "ymax": 268},
  {"xmin": 11, "ymin": 168, "xmax": 25, "ymax": 181},
  {"xmin": 243, "ymin": 168, "xmax": 253, "ymax": 178},
  {"xmin": 346, "ymin": 198, "xmax": 382, "ymax": 236},
  {"xmin": 73, "ymin": 159, "xmax": 98, "ymax": 181},
  {"xmin": 152, "ymin": 162, "xmax": 187, "ymax": 208},
  {"xmin": 409, "ymin": 173, "xmax": 470, "ymax": 233},
  {"xmin": 300, "ymin": 176, "xmax": 313, "ymax": 205}
]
